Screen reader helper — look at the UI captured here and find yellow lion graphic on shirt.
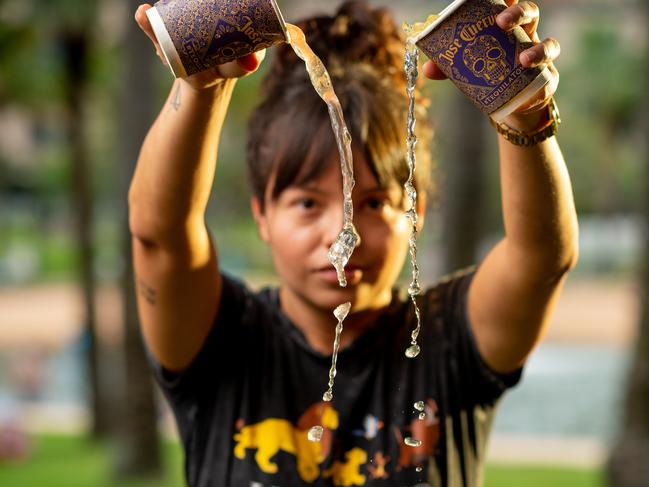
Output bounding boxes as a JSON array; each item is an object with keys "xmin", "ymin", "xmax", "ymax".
[
  {"xmin": 323, "ymin": 448, "xmax": 367, "ymax": 486},
  {"xmin": 233, "ymin": 402, "xmax": 340, "ymax": 482}
]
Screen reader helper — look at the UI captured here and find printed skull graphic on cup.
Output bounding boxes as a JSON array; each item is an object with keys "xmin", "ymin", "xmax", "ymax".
[{"xmin": 463, "ymin": 35, "xmax": 510, "ymax": 85}]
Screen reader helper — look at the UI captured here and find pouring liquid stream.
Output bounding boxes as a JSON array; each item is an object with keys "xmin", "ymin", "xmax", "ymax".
[
  {"xmin": 401, "ymin": 15, "xmax": 438, "ymax": 452},
  {"xmin": 400, "ymin": 14, "xmax": 438, "ymax": 361},
  {"xmin": 285, "ymin": 23, "xmax": 359, "ymax": 443}
]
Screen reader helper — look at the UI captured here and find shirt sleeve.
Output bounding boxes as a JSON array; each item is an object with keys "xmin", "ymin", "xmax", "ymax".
[
  {"xmin": 144, "ymin": 272, "xmax": 250, "ymax": 401},
  {"xmin": 434, "ymin": 268, "xmax": 523, "ymax": 408}
]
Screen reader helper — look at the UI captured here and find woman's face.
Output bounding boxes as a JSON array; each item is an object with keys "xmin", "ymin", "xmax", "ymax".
[{"xmin": 252, "ymin": 146, "xmax": 424, "ymax": 314}]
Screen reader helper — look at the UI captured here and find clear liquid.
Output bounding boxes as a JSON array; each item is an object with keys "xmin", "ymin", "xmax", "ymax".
[
  {"xmin": 404, "ymin": 437, "xmax": 422, "ymax": 447},
  {"xmin": 401, "ymin": 28, "xmax": 424, "ymax": 359},
  {"xmin": 323, "ymin": 302, "xmax": 351, "ymax": 402},
  {"xmin": 286, "ymin": 24, "xmax": 359, "ymax": 439},
  {"xmin": 414, "ymin": 401, "xmax": 425, "ymax": 412},
  {"xmin": 308, "ymin": 425, "xmax": 324, "ymax": 442},
  {"xmin": 286, "ymin": 24, "xmax": 360, "ymax": 289},
  {"xmin": 402, "ymin": 15, "xmax": 439, "ymax": 43}
]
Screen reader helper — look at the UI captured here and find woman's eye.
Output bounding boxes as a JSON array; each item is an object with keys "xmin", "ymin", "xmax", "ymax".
[
  {"xmin": 366, "ymin": 198, "xmax": 387, "ymax": 210},
  {"xmin": 297, "ymin": 198, "xmax": 316, "ymax": 209}
]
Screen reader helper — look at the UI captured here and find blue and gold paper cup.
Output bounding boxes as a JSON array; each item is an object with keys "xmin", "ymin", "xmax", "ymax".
[
  {"xmin": 410, "ymin": 0, "xmax": 551, "ymax": 122},
  {"xmin": 146, "ymin": 0, "xmax": 288, "ymax": 78}
]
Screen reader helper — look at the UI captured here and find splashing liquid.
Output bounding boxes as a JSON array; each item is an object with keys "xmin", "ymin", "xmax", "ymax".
[
  {"xmin": 404, "ymin": 437, "xmax": 422, "ymax": 447},
  {"xmin": 286, "ymin": 24, "xmax": 360, "ymax": 288},
  {"xmin": 286, "ymin": 24, "xmax": 359, "ymax": 441},
  {"xmin": 323, "ymin": 302, "xmax": 351, "ymax": 402},
  {"xmin": 307, "ymin": 425, "xmax": 324, "ymax": 442}
]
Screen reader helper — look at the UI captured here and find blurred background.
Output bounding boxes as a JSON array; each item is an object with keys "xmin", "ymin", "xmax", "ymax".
[{"xmin": 0, "ymin": 0, "xmax": 647, "ymax": 486}]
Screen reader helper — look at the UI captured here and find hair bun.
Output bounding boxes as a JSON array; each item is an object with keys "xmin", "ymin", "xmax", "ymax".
[{"xmin": 267, "ymin": 0, "xmax": 405, "ymax": 93}]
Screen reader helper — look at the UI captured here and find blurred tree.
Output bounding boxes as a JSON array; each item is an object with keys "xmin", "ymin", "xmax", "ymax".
[
  {"xmin": 41, "ymin": 0, "xmax": 117, "ymax": 439},
  {"xmin": 0, "ymin": 0, "xmax": 121, "ymax": 439},
  {"xmin": 440, "ymin": 90, "xmax": 487, "ymax": 274},
  {"xmin": 113, "ymin": 0, "xmax": 162, "ymax": 478},
  {"xmin": 607, "ymin": 4, "xmax": 649, "ymax": 485},
  {"xmin": 62, "ymin": 24, "xmax": 112, "ymax": 438},
  {"xmin": 560, "ymin": 22, "xmax": 644, "ymax": 215}
]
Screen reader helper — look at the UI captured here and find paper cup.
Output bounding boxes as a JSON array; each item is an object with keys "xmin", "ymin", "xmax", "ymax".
[
  {"xmin": 146, "ymin": 0, "xmax": 288, "ymax": 78},
  {"xmin": 410, "ymin": 0, "xmax": 551, "ymax": 122}
]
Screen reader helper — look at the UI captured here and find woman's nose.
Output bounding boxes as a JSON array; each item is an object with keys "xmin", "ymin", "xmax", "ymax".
[{"xmin": 321, "ymin": 207, "xmax": 345, "ymax": 248}]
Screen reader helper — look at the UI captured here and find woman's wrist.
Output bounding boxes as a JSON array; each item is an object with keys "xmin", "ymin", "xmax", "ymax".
[
  {"xmin": 491, "ymin": 98, "xmax": 561, "ymax": 147},
  {"xmin": 179, "ymin": 76, "xmax": 236, "ymax": 96},
  {"xmin": 500, "ymin": 99, "xmax": 554, "ymax": 133}
]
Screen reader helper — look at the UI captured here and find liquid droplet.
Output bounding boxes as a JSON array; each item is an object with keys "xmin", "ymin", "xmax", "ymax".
[
  {"xmin": 404, "ymin": 437, "xmax": 422, "ymax": 447},
  {"xmin": 322, "ymin": 301, "xmax": 351, "ymax": 403},
  {"xmin": 334, "ymin": 302, "xmax": 351, "ymax": 321},
  {"xmin": 328, "ymin": 226, "xmax": 360, "ymax": 287},
  {"xmin": 408, "ymin": 281, "xmax": 421, "ymax": 296},
  {"xmin": 308, "ymin": 425, "xmax": 324, "ymax": 442},
  {"xmin": 414, "ymin": 401, "xmax": 425, "ymax": 411},
  {"xmin": 405, "ymin": 344, "xmax": 421, "ymax": 358},
  {"xmin": 416, "ymin": 466, "xmax": 423, "ymax": 473},
  {"xmin": 419, "ymin": 412, "xmax": 426, "ymax": 420}
]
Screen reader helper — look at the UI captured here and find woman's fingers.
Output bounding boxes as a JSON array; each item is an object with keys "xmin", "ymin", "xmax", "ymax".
[
  {"xmin": 495, "ymin": 2, "xmax": 560, "ymax": 69},
  {"xmin": 422, "ymin": 60, "xmax": 447, "ymax": 80},
  {"xmin": 214, "ymin": 49, "xmax": 266, "ymax": 78},
  {"xmin": 496, "ymin": 1, "xmax": 539, "ymax": 39},
  {"xmin": 520, "ymin": 37, "xmax": 561, "ymax": 68},
  {"xmin": 236, "ymin": 49, "xmax": 266, "ymax": 73}
]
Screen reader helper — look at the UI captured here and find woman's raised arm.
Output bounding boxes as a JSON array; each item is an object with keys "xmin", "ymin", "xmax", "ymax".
[{"xmin": 128, "ymin": 4, "xmax": 264, "ymax": 372}]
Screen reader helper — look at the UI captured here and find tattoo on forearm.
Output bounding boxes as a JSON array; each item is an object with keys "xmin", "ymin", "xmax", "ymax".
[
  {"xmin": 170, "ymin": 85, "xmax": 181, "ymax": 111},
  {"xmin": 138, "ymin": 279, "xmax": 157, "ymax": 305}
]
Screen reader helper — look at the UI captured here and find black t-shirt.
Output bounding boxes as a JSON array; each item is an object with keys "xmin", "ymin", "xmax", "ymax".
[{"xmin": 147, "ymin": 268, "xmax": 522, "ymax": 487}]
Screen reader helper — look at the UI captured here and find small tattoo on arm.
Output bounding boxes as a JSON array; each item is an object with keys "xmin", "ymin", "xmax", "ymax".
[
  {"xmin": 170, "ymin": 85, "xmax": 181, "ymax": 111},
  {"xmin": 138, "ymin": 279, "xmax": 157, "ymax": 305}
]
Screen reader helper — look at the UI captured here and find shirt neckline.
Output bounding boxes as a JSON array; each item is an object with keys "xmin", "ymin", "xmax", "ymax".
[{"xmin": 260, "ymin": 286, "xmax": 407, "ymax": 362}]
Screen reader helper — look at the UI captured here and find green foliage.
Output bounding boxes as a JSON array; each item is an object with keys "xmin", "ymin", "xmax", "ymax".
[
  {"xmin": 559, "ymin": 20, "xmax": 644, "ymax": 215},
  {"xmin": 0, "ymin": 22, "xmax": 66, "ymax": 104}
]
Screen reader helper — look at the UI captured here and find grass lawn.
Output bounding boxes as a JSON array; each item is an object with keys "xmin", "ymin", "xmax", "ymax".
[
  {"xmin": 0, "ymin": 434, "xmax": 605, "ymax": 487},
  {"xmin": 0, "ymin": 434, "xmax": 184, "ymax": 487},
  {"xmin": 485, "ymin": 463, "xmax": 605, "ymax": 487}
]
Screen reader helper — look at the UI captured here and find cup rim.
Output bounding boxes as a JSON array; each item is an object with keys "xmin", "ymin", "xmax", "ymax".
[
  {"xmin": 146, "ymin": 6, "xmax": 188, "ymax": 78},
  {"xmin": 269, "ymin": 0, "xmax": 289, "ymax": 43},
  {"xmin": 409, "ymin": 0, "xmax": 469, "ymax": 45},
  {"xmin": 489, "ymin": 66, "xmax": 552, "ymax": 121}
]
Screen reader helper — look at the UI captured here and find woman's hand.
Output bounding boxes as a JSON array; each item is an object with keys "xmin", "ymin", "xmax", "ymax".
[
  {"xmin": 134, "ymin": 3, "xmax": 266, "ymax": 91},
  {"xmin": 422, "ymin": 0, "xmax": 560, "ymax": 132}
]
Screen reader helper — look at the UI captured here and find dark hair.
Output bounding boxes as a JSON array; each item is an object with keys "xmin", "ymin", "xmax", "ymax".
[{"xmin": 246, "ymin": 0, "xmax": 433, "ymax": 210}]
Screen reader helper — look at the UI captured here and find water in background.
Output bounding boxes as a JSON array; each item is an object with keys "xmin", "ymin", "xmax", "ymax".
[
  {"xmin": 0, "ymin": 338, "xmax": 630, "ymax": 444},
  {"xmin": 494, "ymin": 343, "xmax": 629, "ymax": 441}
]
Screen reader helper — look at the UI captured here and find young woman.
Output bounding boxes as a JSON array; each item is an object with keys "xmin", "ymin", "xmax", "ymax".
[{"xmin": 130, "ymin": 1, "xmax": 578, "ymax": 485}]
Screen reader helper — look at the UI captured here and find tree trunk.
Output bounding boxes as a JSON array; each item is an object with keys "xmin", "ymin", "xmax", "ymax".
[
  {"xmin": 441, "ymin": 91, "xmax": 487, "ymax": 274},
  {"xmin": 608, "ymin": 228, "xmax": 649, "ymax": 484},
  {"xmin": 607, "ymin": 7, "xmax": 649, "ymax": 482},
  {"xmin": 113, "ymin": 0, "xmax": 162, "ymax": 477},
  {"xmin": 62, "ymin": 29, "xmax": 113, "ymax": 439}
]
